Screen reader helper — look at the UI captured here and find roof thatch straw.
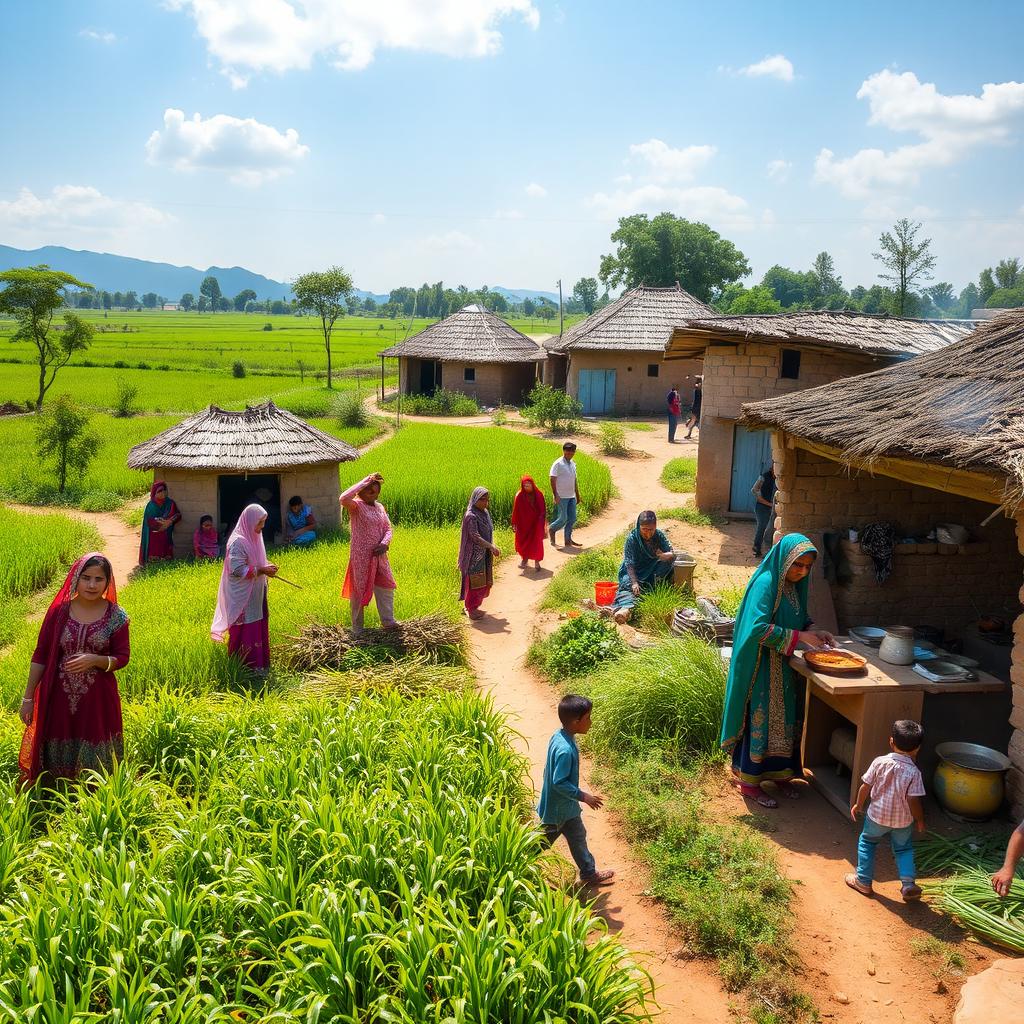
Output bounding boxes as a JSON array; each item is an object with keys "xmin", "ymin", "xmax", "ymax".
[
  {"xmin": 379, "ymin": 304, "xmax": 544, "ymax": 363},
  {"xmin": 741, "ymin": 310, "xmax": 1024, "ymax": 503},
  {"xmin": 127, "ymin": 401, "xmax": 359, "ymax": 470},
  {"xmin": 551, "ymin": 284, "xmax": 715, "ymax": 353},
  {"xmin": 670, "ymin": 309, "xmax": 974, "ymax": 359}
]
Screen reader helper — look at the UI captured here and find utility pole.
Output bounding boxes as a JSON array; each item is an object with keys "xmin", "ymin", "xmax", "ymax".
[{"xmin": 557, "ymin": 279, "xmax": 563, "ymax": 337}]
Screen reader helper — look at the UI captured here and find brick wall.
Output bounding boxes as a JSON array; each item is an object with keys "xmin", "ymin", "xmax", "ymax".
[
  {"xmin": 399, "ymin": 357, "xmax": 538, "ymax": 406},
  {"xmin": 696, "ymin": 342, "xmax": 886, "ymax": 510},
  {"xmin": 566, "ymin": 350, "xmax": 703, "ymax": 414}
]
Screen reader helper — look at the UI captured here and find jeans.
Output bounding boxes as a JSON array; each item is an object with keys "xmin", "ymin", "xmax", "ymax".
[
  {"xmin": 549, "ymin": 497, "xmax": 577, "ymax": 543},
  {"xmin": 542, "ymin": 814, "xmax": 597, "ymax": 880},
  {"xmin": 753, "ymin": 503, "xmax": 772, "ymax": 555},
  {"xmin": 856, "ymin": 816, "xmax": 916, "ymax": 886},
  {"xmin": 350, "ymin": 586, "xmax": 396, "ymax": 634},
  {"xmin": 668, "ymin": 413, "xmax": 678, "ymax": 442}
]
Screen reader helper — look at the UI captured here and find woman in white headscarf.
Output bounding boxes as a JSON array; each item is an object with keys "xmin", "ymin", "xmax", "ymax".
[{"xmin": 458, "ymin": 486, "xmax": 501, "ymax": 620}]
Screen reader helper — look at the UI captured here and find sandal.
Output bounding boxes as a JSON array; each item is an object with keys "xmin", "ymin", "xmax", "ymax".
[
  {"xmin": 901, "ymin": 883, "xmax": 922, "ymax": 902},
  {"xmin": 581, "ymin": 869, "xmax": 615, "ymax": 887},
  {"xmin": 739, "ymin": 783, "xmax": 777, "ymax": 809},
  {"xmin": 774, "ymin": 780, "xmax": 802, "ymax": 800},
  {"xmin": 845, "ymin": 873, "xmax": 873, "ymax": 897}
]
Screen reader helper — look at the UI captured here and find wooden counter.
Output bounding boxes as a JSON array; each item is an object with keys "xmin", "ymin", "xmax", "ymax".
[{"xmin": 792, "ymin": 640, "xmax": 1006, "ymax": 815}]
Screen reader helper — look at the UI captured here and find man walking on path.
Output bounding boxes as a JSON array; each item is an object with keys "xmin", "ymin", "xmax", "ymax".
[
  {"xmin": 549, "ymin": 441, "xmax": 581, "ymax": 548},
  {"xmin": 667, "ymin": 385, "xmax": 681, "ymax": 443},
  {"xmin": 685, "ymin": 377, "xmax": 702, "ymax": 439}
]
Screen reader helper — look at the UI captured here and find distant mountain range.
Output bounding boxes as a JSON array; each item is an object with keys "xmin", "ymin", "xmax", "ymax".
[{"xmin": 0, "ymin": 244, "xmax": 561, "ymax": 307}]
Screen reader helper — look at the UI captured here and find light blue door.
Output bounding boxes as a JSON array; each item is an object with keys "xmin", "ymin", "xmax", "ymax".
[
  {"xmin": 729, "ymin": 425, "xmax": 773, "ymax": 512},
  {"xmin": 578, "ymin": 369, "xmax": 616, "ymax": 415}
]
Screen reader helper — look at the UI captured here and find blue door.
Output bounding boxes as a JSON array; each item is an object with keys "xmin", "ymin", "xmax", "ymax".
[
  {"xmin": 729, "ymin": 424, "xmax": 773, "ymax": 513},
  {"xmin": 578, "ymin": 369, "xmax": 617, "ymax": 415}
]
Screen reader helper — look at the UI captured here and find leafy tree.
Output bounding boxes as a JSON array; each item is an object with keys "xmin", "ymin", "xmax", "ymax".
[
  {"xmin": 994, "ymin": 257, "xmax": 1021, "ymax": 290},
  {"xmin": 113, "ymin": 291, "xmax": 124, "ymax": 308},
  {"xmin": 572, "ymin": 277, "xmax": 599, "ymax": 314},
  {"xmin": 0, "ymin": 265, "xmax": 95, "ymax": 409},
  {"xmin": 292, "ymin": 265, "xmax": 354, "ymax": 388},
  {"xmin": 873, "ymin": 218, "xmax": 935, "ymax": 315},
  {"xmin": 35, "ymin": 394, "xmax": 99, "ymax": 492},
  {"xmin": 955, "ymin": 282, "xmax": 980, "ymax": 318},
  {"xmin": 978, "ymin": 268, "xmax": 996, "ymax": 302},
  {"xmin": 100, "ymin": 291, "xmax": 112, "ymax": 311},
  {"xmin": 523, "ymin": 297, "xmax": 536, "ymax": 316},
  {"xmin": 270, "ymin": 299, "xmax": 287, "ymax": 315},
  {"xmin": 925, "ymin": 282, "xmax": 955, "ymax": 313},
  {"xmin": 200, "ymin": 275, "xmax": 222, "ymax": 313},
  {"xmin": 598, "ymin": 213, "xmax": 749, "ymax": 301},
  {"xmin": 197, "ymin": 294, "xmax": 210, "ymax": 313},
  {"xmin": 363, "ymin": 297, "xmax": 377, "ymax": 313},
  {"xmin": 244, "ymin": 300, "xmax": 259, "ymax": 313},
  {"xmin": 389, "ymin": 286, "xmax": 416, "ymax": 315},
  {"xmin": 233, "ymin": 288, "xmax": 257, "ymax": 312},
  {"xmin": 347, "ymin": 295, "xmax": 362, "ymax": 315},
  {"xmin": 76, "ymin": 292, "xmax": 93, "ymax": 309},
  {"xmin": 216, "ymin": 296, "xmax": 232, "ymax": 312},
  {"xmin": 809, "ymin": 251, "xmax": 842, "ymax": 302},
  {"xmin": 180, "ymin": 292, "xmax": 195, "ymax": 311},
  {"xmin": 721, "ymin": 285, "xmax": 782, "ymax": 314},
  {"xmin": 985, "ymin": 285, "xmax": 1024, "ymax": 309},
  {"xmin": 761, "ymin": 265, "xmax": 812, "ymax": 308},
  {"xmin": 142, "ymin": 292, "xmax": 159, "ymax": 309},
  {"xmin": 124, "ymin": 290, "xmax": 139, "ymax": 311}
]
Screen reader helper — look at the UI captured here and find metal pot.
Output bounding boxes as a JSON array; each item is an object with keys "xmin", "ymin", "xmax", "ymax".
[
  {"xmin": 879, "ymin": 626, "xmax": 915, "ymax": 666},
  {"xmin": 933, "ymin": 742, "xmax": 1010, "ymax": 821}
]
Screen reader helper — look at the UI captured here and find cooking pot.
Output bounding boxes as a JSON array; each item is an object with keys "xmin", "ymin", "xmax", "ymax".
[
  {"xmin": 879, "ymin": 626, "xmax": 915, "ymax": 666},
  {"xmin": 933, "ymin": 742, "xmax": 1010, "ymax": 821}
]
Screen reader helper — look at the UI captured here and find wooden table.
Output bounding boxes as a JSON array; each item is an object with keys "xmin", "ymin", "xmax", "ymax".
[{"xmin": 792, "ymin": 640, "xmax": 1006, "ymax": 816}]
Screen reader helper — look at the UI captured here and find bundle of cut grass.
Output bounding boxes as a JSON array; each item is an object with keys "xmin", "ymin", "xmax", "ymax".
[
  {"xmin": 915, "ymin": 830, "xmax": 1014, "ymax": 877},
  {"xmin": 924, "ymin": 868, "xmax": 1024, "ymax": 952},
  {"xmin": 300, "ymin": 657, "xmax": 474, "ymax": 699},
  {"xmin": 280, "ymin": 613, "xmax": 466, "ymax": 669}
]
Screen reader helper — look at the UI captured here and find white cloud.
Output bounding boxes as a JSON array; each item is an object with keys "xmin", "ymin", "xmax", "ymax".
[
  {"xmin": 167, "ymin": 0, "xmax": 539, "ymax": 85},
  {"xmin": 629, "ymin": 139, "xmax": 716, "ymax": 183},
  {"xmin": 420, "ymin": 230, "xmax": 481, "ymax": 253},
  {"xmin": 525, "ymin": 181, "xmax": 547, "ymax": 198},
  {"xmin": 738, "ymin": 54, "xmax": 794, "ymax": 82},
  {"xmin": 371, "ymin": 212, "xmax": 387, "ymax": 224},
  {"xmin": 766, "ymin": 159, "xmax": 792, "ymax": 182},
  {"xmin": 0, "ymin": 185, "xmax": 170, "ymax": 231},
  {"xmin": 80, "ymin": 28, "xmax": 117, "ymax": 43},
  {"xmin": 145, "ymin": 109, "xmax": 309, "ymax": 186},
  {"xmin": 815, "ymin": 70, "xmax": 1024, "ymax": 199},
  {"xmin": 493, "ymin": 208, "xmax": 524, "ymax": 220},
  {"xmin": 587, "ymin": 184, "xmax": 752, "ymax": 230}
]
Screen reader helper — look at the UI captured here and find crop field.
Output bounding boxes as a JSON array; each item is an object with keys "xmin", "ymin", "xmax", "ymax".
[{"xmin": 341, "ymin": 423, "xmax": 614, "ymax": 526}]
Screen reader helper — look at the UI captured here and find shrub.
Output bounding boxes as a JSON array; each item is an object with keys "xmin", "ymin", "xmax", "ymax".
[
  {"xmin": 491, "ymin": 406, "xmax": 508, "ymax": 426},
  {"xmin": 113, "ymin": 380, "xmax": 140, "ymax": 418},
  {"xmin": 660, "ymin": 457, "xmax": 697, "ymax": 493},
  {"xmin": 522, "ymin": 383, "xmax": 582, "ymax": 433},
  {"xmin": 534, "ymin": 615, "xmax": 625, "ymax": 679},
  {"xmin": 334, "ymin": 391, "xmax": 369, "ymax": 428},
  {"xmin": 657, "ymin": 503, "xmax": 722, "ymax": 527},
  {"xmin": 385, "ymin": 389, "xmax": 480, "ymax": 416},
  {"xmin": 34, "ymin": 395, "xmax": 99, "ymax": 493},
  {"xmin": 136, "ymin": 361, "xmax": 151, "ymax": 370},
  {"xmin": 113, "ymin": 360, "xmax": 128, "ymax": 369},
  {"xmin": 598, "ymin": 422, "xmax": 629, "ymax": 456},
  {"xmin": 262, "ymin": 322, "xmax": 273, "ymax": 331},
  {"xmin": 79, "ymin": 489, "xmax": 122, "ymax": 513},
  {"xmin": 232, "ymin": 360, "xmax": 246, "ymax": 378}
]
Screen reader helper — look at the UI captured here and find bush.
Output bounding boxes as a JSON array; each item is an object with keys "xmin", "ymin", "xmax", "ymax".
[
  {"xmin": 597, "ymin": 422, "xmax": 629, "ymax": 456},
  {"xmin": 113, "ymin": 360, "xmax": 128, "ymax": 369},
  {"xmin": 533, "ymin": 615, "xmax": 625, "ymax": 679},
  {"xmin": 262, "ymin": 322, "xmax": 273, "ymax": 331},
  {"xmin": 634, "ymin": 580, "xmax": 682, "ymax": 633},
  {"xmin": 522, "ymin": 383, "xmax": 582, "ymax": 433},
  {"xmin": 385, "ymin": 389, "xmax": 480, "ymax": 417},
  {"xmin": 232, "ymin": 360, "xmax": 246, "ymax": 378},
  {"xmin": 660, "ymin": 457, "xmax": 697, "ymax": 493},
  {"xmin": 79, "ymin": 490, "xmax": 122, "ymax": 513},
  {"xmin": 491, "ymin": 406, "xmax": 508, "ymax": 426},
  {"xmin": 334, "ymin": 391, "xmax": 369, "ymax": 429},
  {"xmin": 113, "ymin": 380, "xmax": 140, "ymax": 418}
]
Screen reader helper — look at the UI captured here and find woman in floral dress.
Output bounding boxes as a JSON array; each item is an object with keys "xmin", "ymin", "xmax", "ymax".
[{"xmin": 340, "ymin": 472, "xmax": 398, "ymax": 635}]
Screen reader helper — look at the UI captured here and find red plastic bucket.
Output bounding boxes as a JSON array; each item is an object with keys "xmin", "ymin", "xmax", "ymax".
[{"xmin": 594, "ymin": 581, "xmax": 617, "ymax": 606}]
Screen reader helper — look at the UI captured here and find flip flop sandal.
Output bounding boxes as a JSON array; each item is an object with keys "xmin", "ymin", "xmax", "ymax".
[{"xmin": 739, "ymin": 784, "xmax": 777, "ymax": 809}]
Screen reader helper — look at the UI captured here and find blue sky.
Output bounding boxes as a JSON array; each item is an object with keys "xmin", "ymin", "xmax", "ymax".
[{"xmin": 1, "ymin": 0, "xmax": 1022, "ymax": 294}]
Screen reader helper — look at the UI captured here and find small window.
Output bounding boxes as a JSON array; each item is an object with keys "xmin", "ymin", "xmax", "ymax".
[
  {"xmin": 647, "ymin": 363, "xmax": 660, "ymax": 378},
  {"xmin": 780, "ymin": 349, "xmax": 801, "ymax": 380},
  {"xmin": 464, "ymin": 366, "xmax": 476, "ymax": 382}
]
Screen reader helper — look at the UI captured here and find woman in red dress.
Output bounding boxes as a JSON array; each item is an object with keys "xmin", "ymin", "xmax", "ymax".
[
  {"xmin": 511, "ymin": 475, "xmax": 546, "ymax": 572},
  {"xmin": 19, "ymin": 553, "xmax": 129, "ymax": 787},
  {"xmin": 139, "ymin": 480, "xmax": 181, "ymax": 565}
]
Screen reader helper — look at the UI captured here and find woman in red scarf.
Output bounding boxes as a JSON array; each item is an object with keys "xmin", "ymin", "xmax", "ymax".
[
  {"xmin": 139, "ymin": 480, "xmax": 181, "ymax": 565},
  {"xmin": 19, "ymin": 552, "xmax": 129, "ymax": 787},
  {"xmin": 511, "ymin": 475, "xmax": 546, "ymax": 571}
]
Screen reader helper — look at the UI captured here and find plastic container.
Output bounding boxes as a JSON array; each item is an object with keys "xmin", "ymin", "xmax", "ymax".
[
  {"xmin": 594, "ymin": 581, "xmax": 617, "ymax": 606},
  {"xmin": 672, "ymin": 553, "xmax": 697, "ymax": 589}
]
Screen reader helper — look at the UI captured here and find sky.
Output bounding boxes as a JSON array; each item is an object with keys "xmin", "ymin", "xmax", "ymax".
[{"xmin": 1, "ymin": 0, "xmax": 1022, "ymax": 295}]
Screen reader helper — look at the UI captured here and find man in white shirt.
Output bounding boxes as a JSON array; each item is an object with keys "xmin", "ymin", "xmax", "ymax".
[{"xmin": 548, "ymin": 441, "xmax": 581, "ymax": 548}]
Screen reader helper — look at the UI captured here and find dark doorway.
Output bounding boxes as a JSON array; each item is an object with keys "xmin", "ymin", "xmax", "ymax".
[
  {"xmin": 218, "ymin": 473, "xmax": 282, "ymax": 541},
  {"xmin": 417, "ymin": 359, "xmax": 442, "ymax": 395}
]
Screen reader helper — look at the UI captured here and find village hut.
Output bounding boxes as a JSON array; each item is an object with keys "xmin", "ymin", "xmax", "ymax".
[
  {"xmin": 741, "ymin": 310, "xmax": 1024, "ymax": 816},
  {"xmin": 127, "ymin": 401, "xmax": 359, "ymax": 552},
  {"xmin": 545, "ymin": 284, "xmax": 712, "ymax": 415},
  {"xmin": 664, "ymin": 310, "xmax": 976, "ymax": 513},
  {"xmin": 379, "ymin": 304, "xmax": 544, "ymax": 407}
]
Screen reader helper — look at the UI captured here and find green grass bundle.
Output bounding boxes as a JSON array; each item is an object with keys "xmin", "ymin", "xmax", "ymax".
[
  {"xmin": 925, "ymin": 868, "xmax": 1024, "ymax": 952},
  {"xmin": 916, "ymin": 830, "xmax": 1015, "ymax": 877},
  {"xmin": 635, "ymin": 580, "xmax": 685, "ymax": 633},
  {"xmin": 531, "ymin": 615, "xmax": 626, "ymax": 679},
  {"xmin": 660, "ymin": 457, "xmax": 697, "ymax": 493},
  {"xmin": 300, "ymin": 657, "xmax": 474, "ymax": 699}
]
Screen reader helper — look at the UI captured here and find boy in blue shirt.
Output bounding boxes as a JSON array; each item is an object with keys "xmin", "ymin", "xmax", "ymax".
[{"xmin": 537, "ymin": 694, "xmax": 614, "ymax": 886}]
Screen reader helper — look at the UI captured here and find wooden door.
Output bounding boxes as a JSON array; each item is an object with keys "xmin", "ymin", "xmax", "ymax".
[
  {"xmin": 729, "ymin": 424, "xmax": 772, "ymax": 512},
  {"xmin": 578, "ymin": 369, "xmax": 616, "ymax": 415}
]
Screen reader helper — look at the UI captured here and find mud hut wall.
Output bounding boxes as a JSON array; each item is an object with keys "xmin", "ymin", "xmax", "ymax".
[
  {"xmin": 1009, "ymin": 515, "xmax": 1024, "ymax": 818},
  {"xmin": 444, "ymin": 361, "xmax": 538, "ymax": 406},
  {"xmin": 567, "ymin": 351, "xmax": 702, "ymax": 415},
  {"xmin": 697, "ymin": 342, "xmax": 881, "ymax": 511},
  {"xmin": 279, "ymin": 464, "xmax": 341, "ymax": 532}
]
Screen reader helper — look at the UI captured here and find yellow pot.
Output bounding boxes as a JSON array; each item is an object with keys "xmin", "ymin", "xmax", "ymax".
[{"xmin": 933, "ymin": 742, "xmax": 1010, "ymax": 821}]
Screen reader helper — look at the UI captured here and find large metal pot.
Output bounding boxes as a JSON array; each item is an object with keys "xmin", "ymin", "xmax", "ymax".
[{"xmin": 933, "ymin": 742, "xmax": 1010, "ymax": 821}]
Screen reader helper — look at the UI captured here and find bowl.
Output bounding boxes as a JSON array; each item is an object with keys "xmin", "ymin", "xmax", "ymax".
[
  {"xmin": 804, "ymin": 650, "xmax": 868, "ymax": 675},
  {"xmin": 850, "ymin": 626, "xmax": 885, "ymax": 645}
]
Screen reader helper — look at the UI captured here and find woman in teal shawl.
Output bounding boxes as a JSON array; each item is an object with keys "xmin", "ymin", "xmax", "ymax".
[
  {"xmin": 139, "ymin": 480, "xmax": 181, "ymax": 565},
  {"xmin": 719, "ymin": 533, "xmax": 835, "ymax": 808},
  {"xmin": 611, "ymin": 510, "xmax": 675, "ymax": 624}
]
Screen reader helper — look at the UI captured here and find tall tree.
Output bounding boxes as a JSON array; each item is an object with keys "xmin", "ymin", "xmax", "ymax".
[
  {"xmin": 994, "ymin": 257, "xmax": 1022, "ymax": 290},
  {"xmin": 809, "ymin": 251, "xmax": 842, "ymax": 301},
  {"xmin": 872, "ymin": 218, "xmax": 936, "ymax": 315},
  {"xmin": 598, "ymin": 213, "xmax": 749, "ymax": 301},
  {"xmin": 925, "ymin": 282, "xmax": 955, "ymax": 313},
  {"xmin": 124, "ymin": 290, "xmax": 139, "ymax": 310},
  {"xmin": 292, "ymin": 265, "xmax": 354, "ymax": 389},
  {"xmin": 233, "ymin": 288, "xmax": 257, "ymax": 312},
  {"xmin": 142, "ymin": 292, "xmax": 159, "ymax": 309},
  {"xmin": 197, "ymin": 294, "xmax": 210, "ymax": 312},
  {"xmin": 572, "ymin": 277, "xmax": 599, "ymax": 314},
  {"xmin": 35, "ymin": 394, "xmax": 98, "ymax": 492},
  {"xmin": 0, "ymin": 265, "xmax": 95, "ymax": 409},
  {"xmin": 180, "ymin": 292, "xmax": 195, "ymax": 311},
  {"xmin": 199, "ymin": 275, "xmax": 222, "ymax": 313},
  {"xmin": 100, "ymin": 291, "xmax": 112, "ymax": 311},
  {"xmin": 761, "ymin": 265, "xmax": 812, "ymax": 308}
]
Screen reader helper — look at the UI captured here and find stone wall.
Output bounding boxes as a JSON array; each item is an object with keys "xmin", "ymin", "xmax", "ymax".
[{"xmin": 566, "ymin": 350, "xmax": 703, "ymax": 415}]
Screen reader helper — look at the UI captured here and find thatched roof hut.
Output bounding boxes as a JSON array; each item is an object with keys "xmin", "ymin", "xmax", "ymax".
[
  {"xmin": 379, "ymin": 304, "xmax": 543, "ymax": 406},
  {"xmin": 128, "ymin": 402, "xmax": 359, "ymax": 550}
]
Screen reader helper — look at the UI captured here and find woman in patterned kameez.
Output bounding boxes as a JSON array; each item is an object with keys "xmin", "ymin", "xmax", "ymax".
[
  {"xmin": 458, "ymin": 486, "xmax": 500, "ymax": 620},
  {"xmin": 719, "ymin": 533, "xmax": 835, "ymax": 808},
  {"xmin": 19, "ymin": 553, "xmax": 129, "ymax": 787},
  {"xmin": 340, "ymin": 472, "xmax": 398, "ymax": 635}
]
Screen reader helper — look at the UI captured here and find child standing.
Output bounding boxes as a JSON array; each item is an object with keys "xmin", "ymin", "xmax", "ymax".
[
  {"xmin": 846, "ymin": 719, "xmax": 926, "ymax": 902},
  {"xmin": 538, "ymin": 695, "xmax": 614, "ymax": 886}
]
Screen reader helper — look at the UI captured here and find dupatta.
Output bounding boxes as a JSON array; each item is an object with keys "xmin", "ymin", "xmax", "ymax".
[
  {"xmin": 19, "ymin": 552, "xmax": 117, "ymax": 784},
  {"xmin": 719, "ymin": 533, "xmax": 816, "ymax": 758},
  {"xmin": 211, "ymin": 504, "xmax": 268, "ymax": 641},
  {"xmin": 511, "ymin": 476, "xmax": 545, "ymax": 533},
  {"xmin": 618, "ymin": 511, "xmax": 670, "ymax": 588},
  {"xmin": 140, "ymin": 480, "xmax": 177, "ymax": 564},
  {"xmin": 458, "ymin": 487, "xmax": 493, "ymax": 577}
]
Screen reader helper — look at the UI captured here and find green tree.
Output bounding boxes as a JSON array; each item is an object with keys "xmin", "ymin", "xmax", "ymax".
[
  {"xmin": 809, "ymin": 251, "xmax": 842, "ymax": 302},
  {"xmin": 35, "ymin": 394, "xmax": 99, "ymax": 492},
  {"xmin": 925, "ymin": 282, "xmax": 955, "ymax": 313},
  {"xmin": 233, "ymin": 288, "xmax": 257, "ymax": 312},
  {"xmin": 572, "ymin": 277, "xmax": 599, "ymax": 314},
  {"xmin": 598, "ymin": 213, "xmax": 749, "ymax": 301},
  {"xmin": 197, "ymin": 294, "xmax": 210, "ymax": 313},
  {"xmin": 523, "ymin": 297, "xmax": 536, "ymax": 316},
  {"xmin": 142, "ymin": 292, "xmax": 159, "ymax": 309},
  {"xmin": 761, "ymin": 265, "xmax": 812, "ymax": 308},
  {"xmin": 100, "ymin": 291, "xmax": 112, "ymax": 311},
  {"xmin": 0, "ymin": 265, "xmax": 95, "ymax": 409},
  {"xmin": 955, "ymin": 282, "xmax": 980, "ymax": 318},
  {"xmin": 180, "ymin": 292, "xmax": 195, "ymax": 311},
  {"xmin": 363, "ymin": 296, "xmax": 377, "ymax": 313},
  {"xmin": 292, "ymin": 265, "xmax": 354, "ymax": 389},
  {"xmin": 978, "ymin": 268, "xmax": 996, "ymax": 302},
  {"xmin": 113, "ymin": 291, "xmax": 124, "ymax": 308},
  {"xmin": 76, "ymin": 292, "xmax": 93, "ymax": 309},
  {"xmin": 200, "ymin": 275, "xmax": 222, "ymax": 312},
  {"xmin": 722, "ymin": 285, "xmax": 782, "ymax": 314},
  {"xmin": 873, "ymin": 218, "xmax": 936, "ymax": 315},
  {"xmin": 994, "ymin": 257, "xmax": 1022, "ymax": 290},
  {"xmin": 985, "ymin": 285, "xmax": 1024, "ymax": 309},
  {"xmin": 124, "ymin": 290, "xmax": 139, "ymax": 310},
  {"xmin": 270, "ymin": 299, "xmax": 287, "ymax": 315}
]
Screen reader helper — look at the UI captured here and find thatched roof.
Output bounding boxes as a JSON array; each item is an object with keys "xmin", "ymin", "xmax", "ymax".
[
  {"xmin": 550, "ymin": 284, "xmax": 715, "ymax": 354},
  {"xmin": 741, "ymin": 310, "xmax": 1024, "ymax": 501},
  {"xmin": 668, "ymin": 310, "xmax": 974, "ymax": 360},
  {"xmin": 379, "ymin": 304, "xmax": 544, "ymax": 363},
  {"xmin": 127, "ymin": 402, "xmax": 359, "ymax": 470}
]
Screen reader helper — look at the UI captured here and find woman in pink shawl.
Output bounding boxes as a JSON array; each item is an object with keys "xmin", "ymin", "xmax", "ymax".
[
  {"xmin": 459, "ymin": 486, "xmax": 501, "ymax": 620},
  {"xmin": 340, "ymin": 472, "xmax": 398, "ymax": 635},
  {"xmin": 211, "ymin": 504, "xmax": 278, "ymax": 672}
]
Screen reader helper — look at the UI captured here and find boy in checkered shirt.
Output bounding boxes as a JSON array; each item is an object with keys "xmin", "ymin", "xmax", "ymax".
[{"xmin": 846, "ymin": 719, "xmax": 926, "ymax": 902}]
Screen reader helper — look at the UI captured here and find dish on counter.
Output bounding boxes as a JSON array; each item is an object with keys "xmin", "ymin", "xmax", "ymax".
[
  {"xmin": 943, "ymin": 653, "xmax": 980, "ymax": 670},
  {"xmin": 804, "ymin": 650, "xmax": 869, "ymax": 675},
  {"xmin": 849, "ymin": 626, "xmax": 885, "ymax": 645}
]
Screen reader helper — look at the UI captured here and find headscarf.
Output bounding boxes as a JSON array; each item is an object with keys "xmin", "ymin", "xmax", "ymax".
[
  {"xmin": 211, "ymin": 504, "xmax": 268, "ymax": 641},
  {"xmin": 140, "ymin": 480, "xmax": 176, "ymax": 564},
  {"xmin": 458, "ymin": 487, "xmax": 493, "ymax": 575},
  {"xmin": 19, "ymin": 552, "xmax": 117, "ymax": 783},
  {"xmin": 511, "ymin": 475, "xmax": 545, "ymax": 530},
  {"xmin": 719, "ymin": 533, "xmax": 817, "ymax": 757},
  {"xmin": 618, "ymin": 511, "xmax": 670, "ymax": 587}
]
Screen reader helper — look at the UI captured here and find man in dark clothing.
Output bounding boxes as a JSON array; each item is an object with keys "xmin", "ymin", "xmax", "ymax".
[
  {"xmin": 667, "ymin": 385, "xmax": 681, "ymax": 442},
  {"xmin": 685, "ymin": 378, "xmax": 702, "ymax": 439}
]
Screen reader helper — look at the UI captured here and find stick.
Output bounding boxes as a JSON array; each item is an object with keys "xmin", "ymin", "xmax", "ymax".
[{"xmin": 270, "ymin": 574, "xmax": 303, "ymax": 590}]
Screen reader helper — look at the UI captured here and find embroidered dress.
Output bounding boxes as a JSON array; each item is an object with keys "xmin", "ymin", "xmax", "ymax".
[
  {"xmin": 720, "ymin": 533, "xmax": 817, "ymax": 785},
  {"xmin": 140, "ymin": 480, "xmax": 181, "ymax": 564},
  {"xmin": 340, "ymin": 478, "xmax": 397, "ymax": 606}
]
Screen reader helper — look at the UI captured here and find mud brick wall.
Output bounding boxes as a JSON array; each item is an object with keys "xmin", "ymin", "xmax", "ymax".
[
  {"xmin": 567, "ymin": 350, "xmax": 703, "ymax": 415},
  {"xmin": 399, "ymin": 358, "xmax": 538, "ymax": 406}
]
